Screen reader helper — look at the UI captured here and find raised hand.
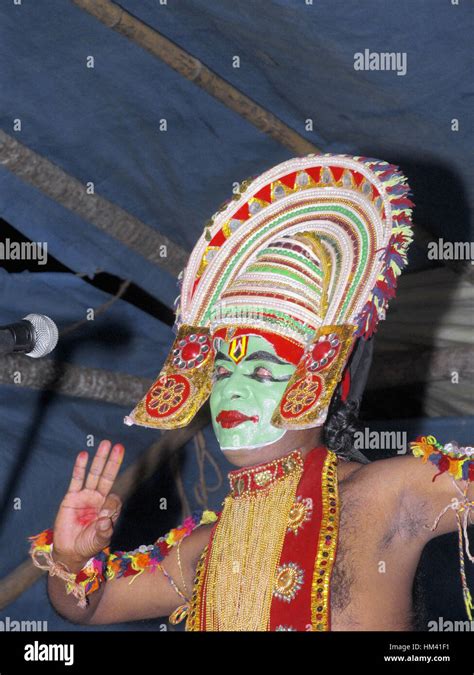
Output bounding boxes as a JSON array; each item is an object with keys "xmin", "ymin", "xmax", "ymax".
[{"xmin": 52, "ymin": 440, "xmax": 124, "ymax": 569}]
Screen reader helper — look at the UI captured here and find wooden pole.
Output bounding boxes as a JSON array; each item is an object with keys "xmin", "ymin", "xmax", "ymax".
[
  {"xmin": 0, "ymin": 131, "xmax": 188, "ymax": 275},
  {"xmin": 0, "ymin": 353, "xmax": 152, "ymax": 406},
  {"xmin": 369, "ymin": 345, "xmax": 474, "ymax": 390},
  {"xmin": 1, "ymin": 346, "xmax": 472, "ymax": 405},
  {"xmin": 70, "ymin": 0, "xmax": 474, "ymax": 283},
  {"xmin": 71, "ymin": 0, "xmax": 319, "ymax": 156}
]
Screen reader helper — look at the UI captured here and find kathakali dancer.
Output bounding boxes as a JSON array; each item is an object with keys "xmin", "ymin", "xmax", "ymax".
[{"xmin": 29, "ymin": 154, "xmax": 474, "ymax": 631}]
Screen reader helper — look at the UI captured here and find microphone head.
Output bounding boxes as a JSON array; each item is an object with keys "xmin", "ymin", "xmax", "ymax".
[{"xmin": 22, "ymin": 314, "xmax": 59, "ymax": 358}]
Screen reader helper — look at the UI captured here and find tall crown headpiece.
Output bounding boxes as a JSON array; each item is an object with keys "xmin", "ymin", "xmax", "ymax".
[{"xmin": 125, "ymin": 154, "xmax": 414, "ymax": 430}]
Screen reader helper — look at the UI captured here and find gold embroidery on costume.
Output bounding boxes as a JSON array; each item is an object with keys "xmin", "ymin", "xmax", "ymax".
[
  {"xmin": 129, "ymin": 325, "xmax": 215, "ymax": 430},
  {"xmin": 254, "ymin": 470, "xmax": 272, "ymax": 487},
  {"xmin": 287, "ymin": 496, "xmax": 313, "ymax": 535},
  {"xmin": 273, "ymin": 562, "xmax": 304, "ymax": 602},
  {"xmin": 202, "ymin": 451, "xmax": 304, "ymax": 631},
  {"xmin": 311, "ymin": 451, "xmax": 339, "ymax": 631},
  {"xmin": 272, "ymin": 324, "xmax": 357, "ymax": 428},
  {"xmin": 185, "ymin": 544, "xmax": 208, "ymax": 631}
]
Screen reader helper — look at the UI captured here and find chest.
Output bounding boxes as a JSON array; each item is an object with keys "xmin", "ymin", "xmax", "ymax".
[
  {"xmin": 329, "ymin": 480, "xmax": 422, "ymax": 630},
  {"xmin": 329, "ymin": 483, "xmax": 369, "ymax": 622},
  {"xmin": 188, "ymin": 458, "xmax": 421, "ymax": 631},
  {"xmin": 187, "ymin": 450, "xmax": 338, "ymax": 631}
]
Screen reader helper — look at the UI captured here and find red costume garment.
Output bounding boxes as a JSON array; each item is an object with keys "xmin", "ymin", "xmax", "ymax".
[{"xmin": 186, "ymin": 446, "xmax": 339, "ymax": 631}]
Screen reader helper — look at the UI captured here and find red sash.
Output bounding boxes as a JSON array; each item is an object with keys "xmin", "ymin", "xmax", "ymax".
[{"xmin": 186, "ymin": 446, "xmax": 339, "ymax": 631}]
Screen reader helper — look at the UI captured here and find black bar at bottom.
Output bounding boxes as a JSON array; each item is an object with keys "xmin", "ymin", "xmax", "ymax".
[{"xmin": 0, "ymin": 630, "xmax": 467, "ymax": 672}]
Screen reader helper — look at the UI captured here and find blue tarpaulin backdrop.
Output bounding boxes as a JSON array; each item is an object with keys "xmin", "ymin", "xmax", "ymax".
[{"xmin": 0, "ymin": 0, "xmax": 473, "ymax": 630}]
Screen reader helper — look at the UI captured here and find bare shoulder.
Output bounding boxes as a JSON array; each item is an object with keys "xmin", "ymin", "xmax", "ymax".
[
  {"xmin": 335, "ymin": 457, "xmax": 400, "ymax": 519},
  {"xmin": 336, "ymin": 455, "xmax": 409, "ymax": 512},
  {"xmin": 342, "ymin": 452, "xmax": 468, "ymax": 538},
  {"xmin": 342, "ymin": 453, "xmax": 439, "ymax": 489},
  {"xmin": 341, "ymin": 453, "xmax": 441, "ymax": 504}
]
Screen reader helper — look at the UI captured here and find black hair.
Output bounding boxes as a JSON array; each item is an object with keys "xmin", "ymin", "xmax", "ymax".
[
  {"xmin": 322, "ymin": 337, "xmax": 373, "ymax": 465},
  {"xmin": 323, "ymin": 391, "xmax": 370, "ymax": 463}
]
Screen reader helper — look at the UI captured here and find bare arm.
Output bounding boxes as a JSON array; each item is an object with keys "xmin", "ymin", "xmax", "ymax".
[
  {"xmin": 369, "ymin": 452, "xmax": 474, "ymax": 539},
  {"xmin": 87, "ymin": 523, "xmax": 212, "ymax": 625},
  {"xmin": 44, "ymin": 440, "xmax": 212, "ymax": 625},
  {"xmin": 47, "ymin": 554, "xmax": 106, "ymax": 625}
]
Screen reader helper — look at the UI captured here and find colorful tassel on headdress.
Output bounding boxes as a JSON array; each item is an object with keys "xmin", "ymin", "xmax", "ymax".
[{"xmin": 355, "ymin": 158, "xmax": 414, "ymax": 340}]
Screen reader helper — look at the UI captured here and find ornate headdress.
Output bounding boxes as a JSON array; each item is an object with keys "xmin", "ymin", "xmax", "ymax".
[{"xmin": 124, "ymin": 154, "xmax": 414, "ymax": 431}]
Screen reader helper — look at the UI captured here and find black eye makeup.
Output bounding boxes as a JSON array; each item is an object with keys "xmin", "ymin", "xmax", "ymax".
[
  {"xmin": 213, "ymin": 365, "xmax": 231, "ymax": 380},
  {"xmin": 247, "ymin": 366, "xmax": 276, "ymax": 382},
  {"xmin": 212, "ymin": 364, "xmax": 291, "ymax": 383}
]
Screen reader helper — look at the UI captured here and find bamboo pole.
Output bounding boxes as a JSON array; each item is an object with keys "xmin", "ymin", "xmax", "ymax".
[
  {"xmin": 0, "ymin": 131, "xmax": 188, "ymax": 275},
  {"xmin": 0, "ymin": 353, "xmax": 152, "ymax": 406},
  {"xmin": 70, "ymin": 0, "xmax": 474, "ymax": 283},
  {"xmin": 368, "ymin": 345, "xmax": 474, "ymax": 390},
  {"xmin": 1, "ymin": 345, "xmax": 472, "ymax": 407},
  {"xmin": 71, "ymin": 0, "xmax": 319, "ymax": 156}
]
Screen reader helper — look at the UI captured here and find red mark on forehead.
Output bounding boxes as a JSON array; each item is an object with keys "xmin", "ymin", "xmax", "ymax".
[{"xmin": 228, "ymin": 336, "xmax": 248, "ymax": 364}]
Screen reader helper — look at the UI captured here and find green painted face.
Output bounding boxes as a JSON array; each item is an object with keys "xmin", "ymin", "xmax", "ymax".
[{"xmin": 209, "ymin": 335, "xmax": 296, "ymax": 450}]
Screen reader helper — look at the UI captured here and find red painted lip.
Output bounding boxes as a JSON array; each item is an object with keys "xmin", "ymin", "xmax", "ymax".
[{"xmin": 216, "ymin": 410, "xmax": 259, "ymax": 428}]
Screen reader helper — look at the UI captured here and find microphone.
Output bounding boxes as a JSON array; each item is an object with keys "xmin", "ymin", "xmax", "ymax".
[{"xmin": 0, "ymin": 314, "xmax": 59, "ymax": 358}]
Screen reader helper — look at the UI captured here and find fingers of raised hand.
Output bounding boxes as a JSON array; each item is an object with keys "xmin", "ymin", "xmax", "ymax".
[
  {"xmin": 67, "ymin": 451, "xmax": 89, "ymax": 493},
  {"xmin": 84, "ymin": 440, "xmax": 112, "ymax": 491},
  {"xmin": 67, "ymin": 441, "xmax": 124, "ymax": 496},
  {"xmin": 96, "ymin": 444, "xmax": 124, "ymax": 497}
]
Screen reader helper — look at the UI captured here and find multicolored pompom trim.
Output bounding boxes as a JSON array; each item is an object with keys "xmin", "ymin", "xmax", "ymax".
[
  {"xmin": 411, "ymin": 435, "xmax": 474, "ymax": 620},
  {"xmin": 410, "ymin": 435, "xmax": 474, "ymax": 482},
  {"xmin": 28, "ymin": 509, "xmax": 218, "ymax": 600}
]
